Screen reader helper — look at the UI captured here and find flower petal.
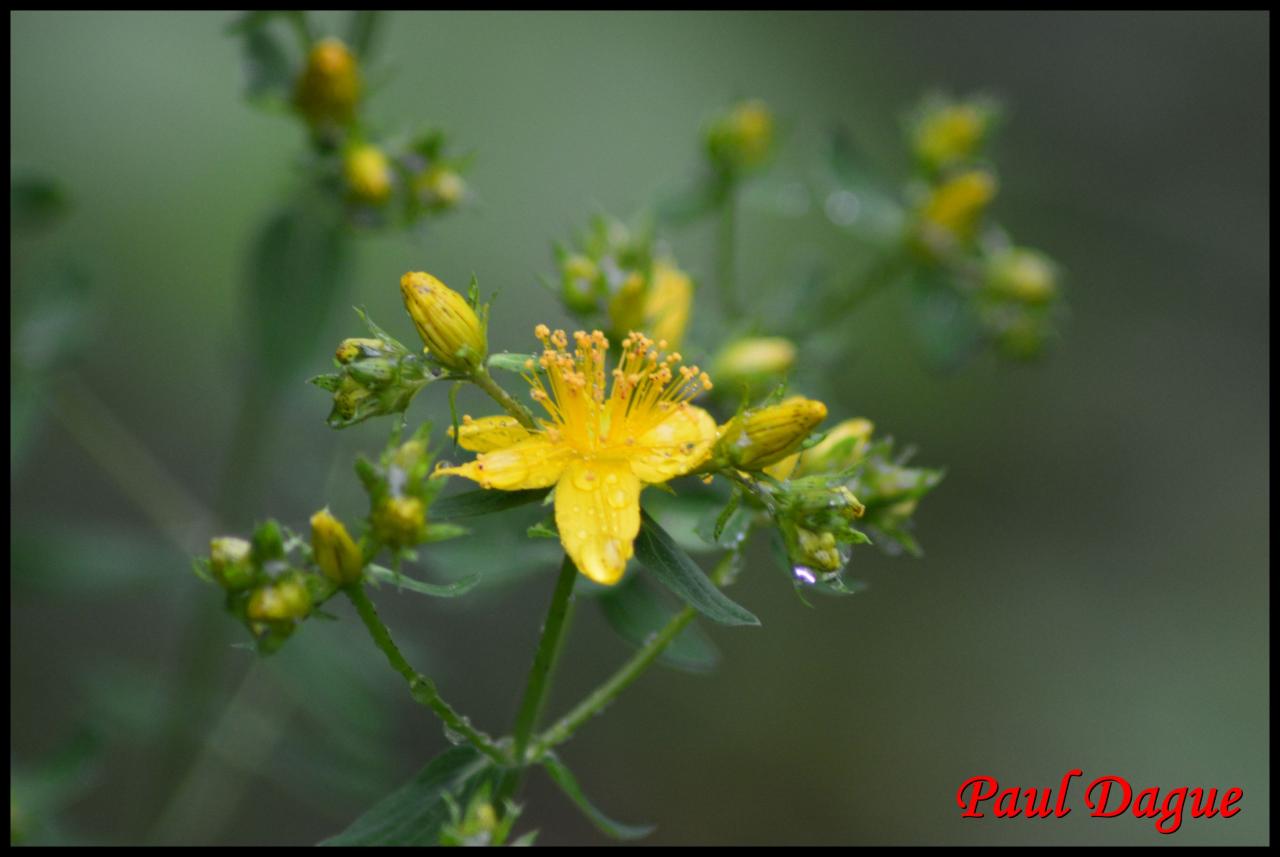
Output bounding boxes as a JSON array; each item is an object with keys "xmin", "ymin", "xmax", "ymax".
[
  {"xmin": 628, "ymin": 404, "xmax": 718, "ymax": 484},
  {"xmin": 449, "ymin": 415, "xmax": 533, "ymax": 452},
  {"xmin": 555, "ymin": 460, "xmax": 641, "ymax": 586},
  {"xmin": 438, "ymin": 436, "xmax": 570, "ymax": 490}
]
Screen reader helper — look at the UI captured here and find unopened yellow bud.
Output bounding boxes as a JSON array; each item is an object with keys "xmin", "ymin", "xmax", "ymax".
[
  {"xmin": 644, "ymin": 261, "xmax": 693, "ymax": 349},
  {"xmin": 713, "ymin": 337, "xmax": 797, "ymax": 386},
  {"xmin": 919, "ymin": 169, "xmax": 997, "ymax": 246},
  {"xmin": 563, "ymin": 254, "xmax": 597, "ymax": 283},
  {"xmin": 708, "ymin": 99, "xmax": 775, "ymax": 173},
  {"xmin": 247, "ymin": 578, "xmax": 312, "ymax": 622},
  {"xmin": 310, "ymin": 509, "xmax": 364, "ymax": 585},
  {"xmin": 763, "ymin": 453, "xmax": 800, "ymax": 481},
  {"xmin": 796, "ymin": 418, "xmax": 875, "ymax": 476},
  {"xmin": 295, "ymin": 37, "xmax": 360, "ymax": 128},
  {"xmin": 414, "ymin": 166, "xmax": 466, "ymax": 210},
  {"xmin": 334, "ymin": 376, "xmax": 374, "ymax": 421},
  {"xmin": 209, "ymin": 537, "xmax": 254, "ymax": 590},
  {"xmin": 345, "ymin": 144, "xmax": 393, "ymax": 204},
  {"xmin": 721, "ymin": 396, "xmax": 828, "ymax": 470},
  {"xmin": 373, "ymin": 496, "xmax": 425, "ymax": 546},
  {"xmin": 796, "ymin": 527, "xmax": 843, "ymax": 573},
  {"xmin": 913, "ymin": 103, "xmax": 990, "ymax": 171},
  {"xmin": 336, "ymin": 338, "xmax": 386, "ymax": 364},
  {"xmin": 985, "ymin": 248, "xmax": 1058, "ymax": 305},
  {"xmin": 399, "ymin": 272, "xmax": 487, "ymax": 371}
]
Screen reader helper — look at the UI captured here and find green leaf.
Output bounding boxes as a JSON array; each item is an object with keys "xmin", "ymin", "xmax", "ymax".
[
  {"xmin": 635, "ymin": 511, "xmax": 759, "ymax": 627},
  {"xmin": 320, "ymin": 746, "xmax": 496, "ymax": 846},
  {"xmin": 421, "ymin": 522, "xmax": 469, "ymax": 543},
  {"xmin": 526, "ymin": 519, "xmax": 558, "ymax": 540},
  {"xmin": 597, "ymin": 575, "xmax": 719, "ymax": 673},
  {"xmin": 487, "ymin": 352, "xmax": 539, "ymax": 375},
  {"xmin": 246, "ymin": 201, "xmax": 351, "ymax": 392},
  {"xmin": 346, "ymin": 10, "xmax": 383, "ymax": 59},
  {"xmin": 541, "ymin": 752, "xmax": 654, "ymax": 841},
  {"xmin": 368, "ymin": 564, "xmax": 480, "ymax": 598},
  {"xmin": 241, "ymin": 26, "xmax": 294, "ymax": 103},
  {"xmin": 431, "ymin": 488, "xmax": 550, "ymax": 520}
]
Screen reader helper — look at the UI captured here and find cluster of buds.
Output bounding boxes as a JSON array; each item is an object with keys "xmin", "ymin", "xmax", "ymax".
[
  {"xmin": 975, "ymin": 246, "xmax": 1062, "ymax": 360},
  {"xmin": 705, "ymin": 98, "xmax": 776, "ymax": 177},
  {"xmin": 550, "ymin": 215, "xmax": 694, "ymax": 348},
  {"xmin": 230, "ymin": 14, "xmax": 470, "ymax": 229},
  {"xmin": 199, "ymin": 521, "xmax": 336, "ymax": 655},
  {"xmin": 355, "ymin": 423, "xmax": 450, "ymax": 553},
  {"xmin": 310, "ymin": 311, "xmax": 437, "ymax": 428},
  {"xmin": 713, "ymin": 395, "xmax": 829, "ymax": 472},
  {"xmin": 437, "ymin": 786, "xmax": 529, "ymax": 847},
  {"xmin": 773, "ymin": 474, "xmax": 870, "ymax": 585}
]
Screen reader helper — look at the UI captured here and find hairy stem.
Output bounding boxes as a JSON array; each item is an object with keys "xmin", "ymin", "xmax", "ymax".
[{"xmin": 344, "ymin": 583, "xmax": 508, "ymax": 765}]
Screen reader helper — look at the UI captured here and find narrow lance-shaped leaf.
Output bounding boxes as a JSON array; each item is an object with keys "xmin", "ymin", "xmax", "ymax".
[
  {"xmin": 431, "ymin": 488, "xmax": 551, "ymax": 521},
  {"xmin": 541, "ymin": 752, "xmax": 654, "ymax": 841},
  {"xmin": 635, "ymin": 510, "xmax": 759, "ymax": 627},
  {"xmin": 367, "ymin": 564, "xmax": 480, "ymax": 599},
  {"xmin": 597, "ymin": 574, "xmax": 720, "ymax": 674}
]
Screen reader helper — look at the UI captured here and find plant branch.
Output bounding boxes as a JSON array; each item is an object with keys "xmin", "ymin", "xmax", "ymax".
[
  {"xmin": 344, "ymin": 583, "xmax": 508, "ymax": 765},
  {"xmin": 469, "ymin": 365, "xmax": 538, "ymax": 429}
]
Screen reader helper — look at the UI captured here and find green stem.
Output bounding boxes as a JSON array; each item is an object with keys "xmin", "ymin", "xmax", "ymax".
[
  {"xmin": 529, "ymin": 551, "xmax": 739, "ymax": 759},
  {"xmin": 470, "ymin": 365, "xmax": 538, "ymax": 429},
  {"xmin": 493, "ymin": 555, "xmax": 578, "ymax": 811},
  {"xmin": 344, "ymin": 584, "xmax": 508, "ymax": 765},
  {"xmin": 717, "ymin": 181, "xmax": 740, "ymax": 319}
]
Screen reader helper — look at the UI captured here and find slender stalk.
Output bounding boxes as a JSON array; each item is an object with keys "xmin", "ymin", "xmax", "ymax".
[
  {"xmin": 344, "ymin": 583, "xmax": 509, "ymax": 765},
  {"xmin": 469, "ymin": 365, "xmax": 537, "ymax": 429},
  {"xmin": 530, "ymin": 551, "xmax": 739, "ymax": 760},
  {"xmin": 492, "ymin": 555, "xmax": 579, "ymax": 811},
  {"xmin": 717, "ymin": 181, "xmax": 740, "ymax": 319}
]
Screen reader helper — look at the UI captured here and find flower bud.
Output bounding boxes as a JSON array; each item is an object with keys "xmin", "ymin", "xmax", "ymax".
[
  {"xmin": 796, "ymin": 417, "xmax": 875, "ymax": 476},
  {"xmin": 707, "ymin": 99, "xmax": 775, "ymax": 174},
  {"xmin": 400, "ymin": 272, "xmax": 487, "ymax": 372},
  {"xmin": 310, "ymin": 509, "xmax": 364, "ymax": 585},
  {"xmin": 336, "ymin": 338, "xmax": 387, "ymax": 364},
  {"xmin": 247, "ymin": 577, "xmax": 313, "ymax": 621},
  {"xmin": 712, "ymin": 337, "xmax": 797, "ymax": 390},
  {"xmin": 644, "ymin": 261, "xmax": 693, "ymax": 349},
  {"xmin": 560, "ymin": 253, "xmax": 600, "ymax": 314},
  {"xmin": 333, "ymin": 375, "xmax": 374, "ymax": 422},
  {"xmin": 795, "ymin": 527, "xmax": 844, "ymax": 573},
  {"xmin": 373, "ymin": 496, "xmax": 425, "ymax": 547},
  {"xmin": 985, "ymin": 248, "xmax": 1058, "ymax": 305},
  {"xmin": 917, "ymin": 169, "xmax": 997, "ymax": 249},
  {"xmin": 209, "ymin": 537, "xmax": 255, "ymax": 590},
  {"xmin": 295, "ymin": 37, "xmax": 360, "ymax": 129},
  {"xmin": 413, "ymin": 165, "xmax": 466, "ymax": 211},
  {"xmin": 912, "ymin": 101, "xmax": 993, "ymax": 172},
  {"xmin": 606, "ymin": 270, "xmax": 647, "ymax": 336},
  {"xmin": 719, "ymin": 396, "xmax": 828, "ymax": 470},
  {"xmin": 345, "ymin": 144, "xmax": 393, "ymax": 204}
]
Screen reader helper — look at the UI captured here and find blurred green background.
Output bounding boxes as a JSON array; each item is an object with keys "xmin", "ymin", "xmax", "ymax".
[{"xmin": 10, "ymin": 10, "xmax": 1269, "ymax": 845}]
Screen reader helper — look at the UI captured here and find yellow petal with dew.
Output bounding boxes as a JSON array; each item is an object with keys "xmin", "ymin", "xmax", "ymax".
[
  {"xmin": 449, "ymin": 415, "xmax": 533, "ymax": 453},
  {"xmin": 438, "ymin": 436, "xmax": 571, "ymax": 490},
  {"xmin": 554, "ymin": 460, "xmax": 641, "ymax": 586},
  {"xmin": 628, "ymin": 404, "xmax": 718, "ymax": 484}
]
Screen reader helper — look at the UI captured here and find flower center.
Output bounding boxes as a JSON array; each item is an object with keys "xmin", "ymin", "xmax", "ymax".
[{"xmin": 524, "ymin": 326, "xmax": 712, "ymax": 456}]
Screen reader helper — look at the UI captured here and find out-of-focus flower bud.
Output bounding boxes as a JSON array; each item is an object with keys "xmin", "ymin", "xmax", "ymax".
[
  {"xmin": 247, "ymin": 576, "xmax": 313, "ymax": 621},
  {"xmin": 560, "ymin": 253, "xmax": 600, "ymax": 314},
  {"xmin": 209, "ymin": 537, "xmax": 255, "ymax": 590},
  {"xmin": 644, "ymin": 260, "xmax": 693, "ymax": 349},
  {"xmin": 917, "ymin": 169, "xmax": 997, "ymax": 253},
  {"xmin": 912, "ymin": 100, "xmax": 994, "ymax": 172},
  {"xmin": 796, "ymin": 417, "xmax": 875, "ymax": 476},
  {"xmin": 310, "ymin": 509, "xmax": 364, "ymax": 585},
  {"xmin": 707, "ymin": 99, "xmax": 775, "ymax": 174},
  {"xmin": 333, "ymin": 375, "xmax": 375, "ymax": 422},
  {"xmin": 335, "ymin": 338, "xmax": 387, "ymax": 364},
  {"xmin": 413, "ymin": 165, "xmax": 466, "ymax": 211},
  {"xmin": 295, "ymin": 37, "xmax": 360, "ymax": 129},
  {"xmin": 607, "ymin": 270, "xmax": 648, "ymax": 336},
  {"xmin": 712, "ymin": 337, "xmax": 797, "ymax": 393},
  {"xmin": 984, "ymin": 247, "xmax": 1058, "ymax": 305},
  {"xmin": 718, "ymin": 396, "xmax": 828, "ymax": 470},
  {"xmin": 400, "ymin": 272, "xmax": 487, "ymax": 372},
  {"xmin": 373, "ymin": 496, "xmax": 425, "ymax": 547},
  {"xmin": 345, "ymin": 144, "xmax": 393, "ymax": 204}
]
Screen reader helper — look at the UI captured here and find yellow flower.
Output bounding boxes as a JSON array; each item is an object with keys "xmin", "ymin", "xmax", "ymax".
[
  {"xmin": 643, "ymin": 261, "xmax": 693, "ymax": 349},
  {"xmin": 295, "ymin": 37, "xmax": 360, "ymax": 128},
  {"xmin": 438, "ymin": 328, "xmax": 717, "ymax": 585}
]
